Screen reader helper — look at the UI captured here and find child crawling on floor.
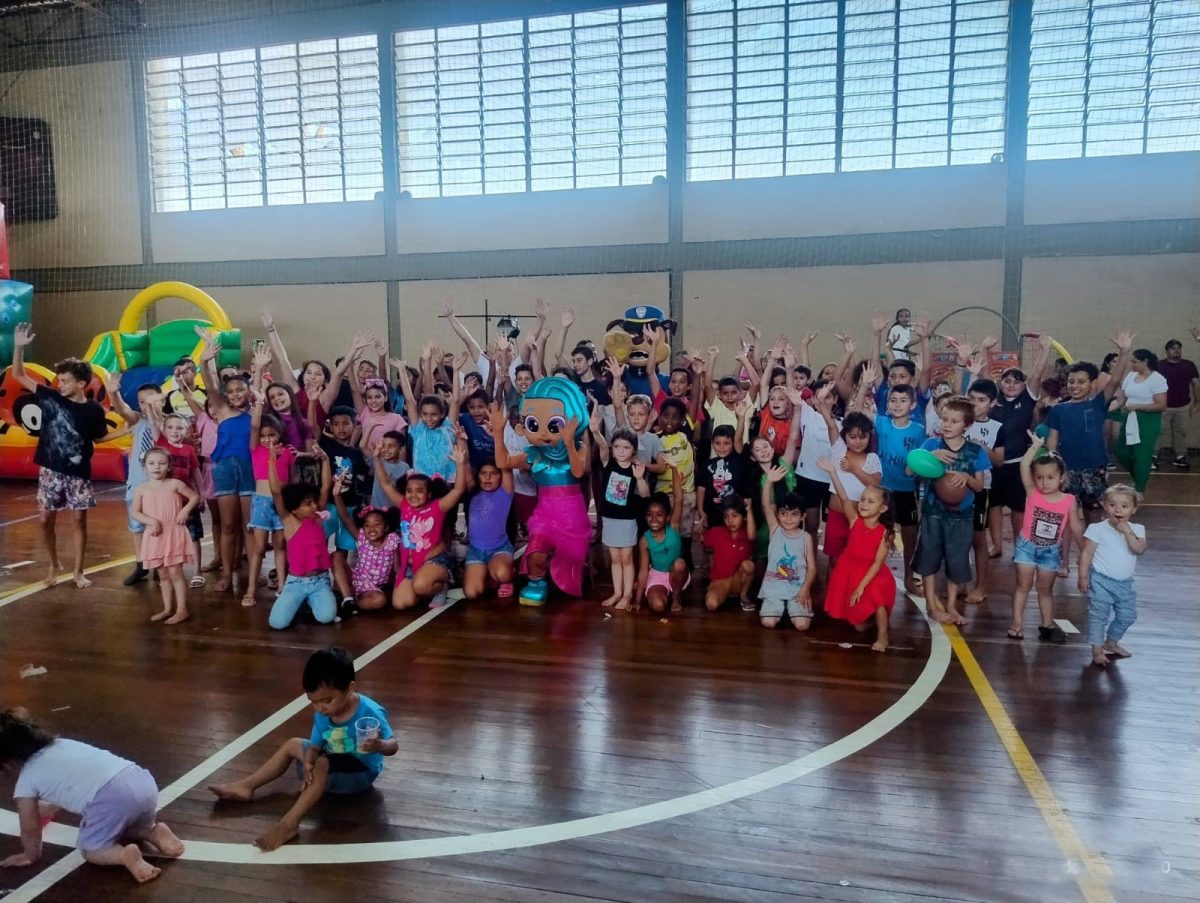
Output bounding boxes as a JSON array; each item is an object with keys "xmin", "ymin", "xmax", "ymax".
[
  {"xmin": 0, "ymin": 707, "xmax": 184, "ymax": 884},
  {"xmin": 208, "ymin": 646, "xmax": 397, "ymax": 851}
]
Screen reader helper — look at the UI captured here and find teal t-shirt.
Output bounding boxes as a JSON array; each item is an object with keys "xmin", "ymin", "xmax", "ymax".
[{"xmin": 644, "ymin": 525, "xmax": 682, "ymax": 572}]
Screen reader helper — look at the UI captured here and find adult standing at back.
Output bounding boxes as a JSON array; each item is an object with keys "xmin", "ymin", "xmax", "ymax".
[
  {"xmin": 1157, "ymin": 338, "xmax": 1199, "ymax": 469},
  {"xmin": 1112, "ymin": 349, "xmax": 1168, "ymax": 493}
]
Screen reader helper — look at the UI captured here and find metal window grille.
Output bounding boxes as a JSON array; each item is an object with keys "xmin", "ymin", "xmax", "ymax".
[
  {"xmin": 1029, "ymin": 0, "xmax": 1200, "ymax": 160},
  {"xmin": 145, "ymin": 34, "xmax": 383, "ymax": 212},
  {"xmin": 686, "ymin": 0, "xmax": 1009, "ymax": 181},
  {"xmin": 394, "ymin": 3, "xmax": 668, "ymax": 198}
]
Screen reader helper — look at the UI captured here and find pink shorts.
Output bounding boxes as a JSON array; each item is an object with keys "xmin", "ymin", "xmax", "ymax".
[{"xmin": 646, "ymin": 569, "xmax": 691, "ymax": 594}]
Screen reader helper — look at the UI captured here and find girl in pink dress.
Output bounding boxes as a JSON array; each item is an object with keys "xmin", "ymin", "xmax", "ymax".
[
  {"xmin": 818, "ymin": 456, "xmax": 897, "ymax": 652},
  {"xmin": 131, "ymin": 448, "xmax": 200, "ymax": 625},
  {"xmin": 332, "ymin": 474, "xmax": 403, "ymax": 614}
]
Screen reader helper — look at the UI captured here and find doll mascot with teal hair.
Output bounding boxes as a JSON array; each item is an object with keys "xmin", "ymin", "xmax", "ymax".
[{"xmin": 490, "ymin": 376, "xmax": 591, "ymax": 605}]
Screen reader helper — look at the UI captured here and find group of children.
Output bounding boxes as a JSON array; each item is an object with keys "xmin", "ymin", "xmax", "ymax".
[
  {"xmin": 13, "ymin": 305, "xmax": 1170, "ymax": 662},
  {"xmin": 6, "ymin": 307, "xmax": 1189, "ymax": 885}
]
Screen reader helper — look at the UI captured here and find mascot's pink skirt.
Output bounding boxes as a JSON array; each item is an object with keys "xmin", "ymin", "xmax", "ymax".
[{"xmin": 522, "ymin": 484, "xmax": 590, "ymax": 596}]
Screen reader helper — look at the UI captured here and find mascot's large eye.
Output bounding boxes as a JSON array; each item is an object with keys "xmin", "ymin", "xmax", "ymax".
[
  {"xmin": 523, "ymin": 415, "xmax": 540, "ymax": 434},
  {"xmin": 547, "ymin": 415, "xmax": 566, "ymax": 434}
]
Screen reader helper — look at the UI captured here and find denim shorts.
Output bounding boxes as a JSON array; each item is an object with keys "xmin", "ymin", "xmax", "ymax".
[
  {"xmin": 248, "ymin": 493, "xmax": 284, "ymax": 532},
  {"xmin": 125, "ymin": 489, "xmax": 145, "ymax": 534},
  {"xmin": 323, "ymin": 503, "xmax": 358, "ymax": 552},
  {"xmin": 465, "ymin": 540, "xmax": 514, "ymax": 566},
  {"xmin": 212, "ymin": 455, "xmax": 255, "ymax": 497},
  {"xmin": 1013, "ymin": 534, "xmax": 1062, "ymax": 572}
]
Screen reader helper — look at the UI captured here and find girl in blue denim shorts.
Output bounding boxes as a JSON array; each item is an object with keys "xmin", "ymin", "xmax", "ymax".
[{"xmin": 1007, "ymin": 433, "xmax": 1082, "ymax": 643}]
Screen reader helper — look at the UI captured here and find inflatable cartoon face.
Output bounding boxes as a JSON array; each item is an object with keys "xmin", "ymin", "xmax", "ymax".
[
  {"xmin": 518, "ymin": 377, "xmax": 589, "ymax": 456},
  {"xmin": 602, "ymin": 304, "xmax": 677, "ymax": 370}
]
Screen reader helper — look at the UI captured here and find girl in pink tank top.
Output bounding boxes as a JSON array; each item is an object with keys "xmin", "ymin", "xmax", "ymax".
[
  {"xmin": 265, "ymin": 444, "xmax": 339, "ymax": 630},
  {"xmin": 1009, "ymin": 433, "xmax": 1084, "ymax": 642}
]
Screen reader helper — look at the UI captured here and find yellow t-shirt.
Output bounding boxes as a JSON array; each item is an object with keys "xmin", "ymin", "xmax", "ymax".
[
  {"xmin": 704, "ymin": 398, "xmax": 751, "ymax": 443},
  {"xmin": 655, "ymin": 432, "xmax": 695, "ymax": 494}
]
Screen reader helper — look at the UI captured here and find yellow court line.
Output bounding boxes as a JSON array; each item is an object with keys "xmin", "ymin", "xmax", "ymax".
[
  {"xmin": 942, "ymin": 621, "xmax": 1116, "ymax": 903},
  {"xmin": 0, "ymin": 555, "xmax": 138, "ymax": 604}
]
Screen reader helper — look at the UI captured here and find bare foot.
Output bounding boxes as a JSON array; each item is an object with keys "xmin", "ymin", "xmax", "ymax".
[
  {"xmin": 208, "ymin": 782, "xmax": 253, "ymax": 802},
  {"xmin": 165, "ymin": 610, "xmax": 191, "ymax": 625},
  {"xmin": 120, "ymin": 844, "xmax": 161, "ymax": 883},
  {"xmin": 600, "ymin": 594, "xmax": 619, "ymax": 608},
  {"xmin": 614, "ymin": 597, "xmax": 631, "ymax": 611},
  {"xmin": 904, "ymin": 577, "xmax": 924, "ymax": 596},
  {"xmin": 150, "ymin": 610, "xmax": 172, "ymax": 623},
  {"xmin": 1103, "ymin": 641, "xmax": 1131, "ymax": 658},
  {"xmin": 214, "ymin": 577, "xmax": 232, "ymax": 592},
  {"xmin": 240, "ymin": 592, "xmax": 256, "ymax": 608},
  {"xmin": 871, "ymin": 637, "xmax": 888, "ymax": 652},
  {"xmin": 670, "ymin": 596, "xmax": 682, "ymax": 612},
  {"xmin": 254, "ymin": 820, "xmax": 298, "ymax": 852},
  {"xmin": 145, "ymin": 823, "xmax": 184, "ymax": 858},
  {"xmin": 929, "ymin": 601, "xmax": 951, "ymax": 624},
  {"xmin": 43, "ymin": 562, "xmax": 63, "ymax": 589},
  {"xmin": 945, "ymin": 608, "xmax": 967, "ymax": 626},
  {"xmin": 73, "ymin": 573, "xmax": 93, "ymax": 589},
  {"xmin": 964, "ymin": 590, "xmax": 987, "ymax": 605},
  {"xmin": 1092, "ymin": 647, "xmax": 1109, "ymax": 667}
]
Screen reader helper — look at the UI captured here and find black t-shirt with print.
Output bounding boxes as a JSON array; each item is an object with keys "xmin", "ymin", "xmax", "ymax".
[
  {"xmin": 320, "ymin": 436, "xmax": 371, "ymax": 507},
  {"xmin": 598, "ymin": 459, "xmax": 641, "ymax": 521},
  {"xmin": 32, "ymin": 385, "xmax": 108, "ymax": 479},
  {"xmin": 696, "ymin": 453, "xmax": 748, "ymax": 522}
]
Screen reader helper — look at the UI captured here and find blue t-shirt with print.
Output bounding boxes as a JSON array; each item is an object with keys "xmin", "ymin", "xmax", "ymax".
[
  {"xmin": 875, "ymin": 415, "xmax": 927, "ymax": 492},
  {"xmin": 458, "ymin": 412, "xmax": 495, "ymax": 472},
  {"xmin": 308, "ymin": 693, "xmax": 393, "ymax": 779},
  {"xmin": 1045, "ymin": 394, "xmax": 1109, "ymax": 471},
  {"xmin": 920, "ymin": 436, "xmax": 990, "ymax": 516}
]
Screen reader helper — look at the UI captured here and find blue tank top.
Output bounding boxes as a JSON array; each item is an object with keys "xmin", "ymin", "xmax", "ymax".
[{"xmin": 212, "ymin": 411, "xmax": 252, "ymax": 462}]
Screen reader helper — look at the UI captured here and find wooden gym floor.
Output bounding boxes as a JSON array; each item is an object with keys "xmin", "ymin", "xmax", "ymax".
[{"xmin": 0, "ymin": 470, "xmax": 1197, "ymax": 903}]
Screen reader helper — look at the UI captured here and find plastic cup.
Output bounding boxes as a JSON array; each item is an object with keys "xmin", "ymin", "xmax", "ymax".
[{"xmin": 355, "ymin": 716, "xmax": 380, "ymax": 749}]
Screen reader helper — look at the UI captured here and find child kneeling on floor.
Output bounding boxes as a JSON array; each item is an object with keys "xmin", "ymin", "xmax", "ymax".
[
  {"xmin": 0, "ymin": 708, "xmax": 184, "ymax": 884},
  {"xmin": 267, "ymin": 444, "xmax": 337, "ymax": 629},
  {"xmin": 208, "ymin": 647, "xmax": 397, "ymax": 851}
]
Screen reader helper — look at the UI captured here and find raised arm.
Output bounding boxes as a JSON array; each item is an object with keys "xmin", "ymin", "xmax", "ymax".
[
  {"xmin": 645, "ymin": 327, "xmax": 666, "ymax": 399},
  {"xmin": 442, "ymin": 301, "xmax": 485, "ymax": 365},
  {"xmin": 761, "ymin": 465, "xmax": 788, "ymax": 533},
  {"xmin": 783, "ymin": 389, "xmax": 805, "ymax": 465},
  {"xmin": 870, "ymin": 311, "xmax": 891, "ymax": 366},
  {"xmin": 331, "ymin": 474, "xmax": 361, "ymax": 537},
  {"xmin": 392, "ymin": 358, "xmax": 419, "ymax": 422},
  {"xmin": 556, "ymin": 307, "xmax": 576, "ymax": 366},
  {"xmin": 831, "ymin": 333, "xmax": 858, "ymax": 400},
  {"xmin": 797, "ymin": 331, "xmax": 817, "ymax": 371},
  {"xmin": 589, "ymin": 404, "xmax": 609, "ymax": 466},
  {"xmin": 1102, "ymin": 331, "xmax": 1135, "ymax": 403},
  {"xmin": 261, "ymin": 308, "xmax": 299, "ymax": 392},
  {"xmin": 913, "ymin": 314, "xmax": 932, "ymax": 392},
  {"xmin": 447, "ymin": 359, "xmax": 462, "ymax": 423},
  {"xmin": 372, "ymin": 452, "xmax": 405, "ymax": 508},
  {"xmin": 440, "ymin": 444, "xmax": 469, "ymax": 511},
  {"xmin": 489, "ymin": 401, "xmax": 527, "ymax": 470},
  {"xmin": 104, "ymin": 372, "xmax": 140, "ymax": 426},
  {"xmin": 565, "ymin": 419, "xmax": 590, "ymax": 479},
  {"xmin": 11, "ymin": 323, "xmax": 39, "ymax": 393},
  {"xmin": 250, "ymin": 343, "xmax": 272, "ymax": 395},
  {"xmin": 818, "ymin": 456, "xmax": 858, "ymax": 525}
]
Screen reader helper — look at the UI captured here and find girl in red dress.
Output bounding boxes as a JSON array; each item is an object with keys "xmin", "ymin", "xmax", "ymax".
[{"xmin": 818, "ymin": 456, "xmax": 897, "ymax": 652}]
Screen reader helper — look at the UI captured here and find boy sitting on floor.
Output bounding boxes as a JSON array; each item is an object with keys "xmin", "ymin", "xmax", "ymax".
[{"xmin": 208, "ymin": 647, "xmax": 397, "ymax": 851}]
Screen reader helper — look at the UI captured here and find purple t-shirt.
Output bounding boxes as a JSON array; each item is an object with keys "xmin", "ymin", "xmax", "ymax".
[
  {"xmin": 468, "ymin": 487, "xmax": 512, "ymax": 551},
  {"xmin": 1159, "ymin": 358, "xmax": 1199, "ymax": 408}
]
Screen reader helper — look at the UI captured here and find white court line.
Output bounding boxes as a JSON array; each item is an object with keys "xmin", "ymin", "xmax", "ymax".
[
  {"xmin": 0, "ymin": 598, "xmax": 461, "ymax": 901},
  {"xmin": 3, "ymin": 596, "xmax": 950, "ymax": 868}
]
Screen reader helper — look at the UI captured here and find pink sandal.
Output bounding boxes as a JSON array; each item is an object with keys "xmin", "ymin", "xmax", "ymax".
[{"xmin": 497, "ymin": 582, "xmax": 514, "ymax": 599}]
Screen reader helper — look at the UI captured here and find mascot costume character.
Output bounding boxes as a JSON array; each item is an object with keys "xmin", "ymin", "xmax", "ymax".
[
  {"xmin": 491, "ymin": 377, "xmax": 591, "ymax": 606},
  {"xmin": 602, "ymin": 304, "xmax": 676, "ymax": 398}
]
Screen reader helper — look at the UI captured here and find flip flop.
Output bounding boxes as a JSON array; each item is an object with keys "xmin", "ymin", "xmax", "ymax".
[
  {"xmin": 188, "ymin": 575, "xmax": 207, "ymax": 589},
  {"xmin": 1006, "ymin": 628, "xmax": 1024, "ymax": 640}
]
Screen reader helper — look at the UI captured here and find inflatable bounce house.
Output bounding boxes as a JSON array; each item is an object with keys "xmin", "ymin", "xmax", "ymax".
[{"xmin": 0, "ymin": 278, "xmax": 240, "ymax": 480}]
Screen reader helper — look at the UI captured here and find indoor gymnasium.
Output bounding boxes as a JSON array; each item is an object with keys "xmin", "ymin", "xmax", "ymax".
[{"xmin": 0, "ymin": 0, "xmax": 1197, "ymax": 901}]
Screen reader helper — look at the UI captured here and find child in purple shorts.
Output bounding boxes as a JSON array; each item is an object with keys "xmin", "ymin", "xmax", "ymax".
[{"xmin": 0, "ymin": 708, "xmax": 183, "ymax": 884}]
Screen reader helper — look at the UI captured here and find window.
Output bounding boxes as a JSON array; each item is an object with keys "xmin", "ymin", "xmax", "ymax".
[
  {"xmin": 394, "ymin": 4, "xmax": 667, "ymax": 197},
  {"xmin": 686, "ymin": 0, "xmax": 1009, "ymax": 181},
  {"xmin": 1029, "ymin": 0, "xmax": 1200, "ymax": 159},
  {"xmin": 145, "ymin": 35, "xmax": 383, "ymax": 212}
]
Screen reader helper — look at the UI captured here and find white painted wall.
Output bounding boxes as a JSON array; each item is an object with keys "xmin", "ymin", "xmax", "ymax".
[{"xmin": 1, "ymin": 61, "xmax": 143, "ymax": 269}]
